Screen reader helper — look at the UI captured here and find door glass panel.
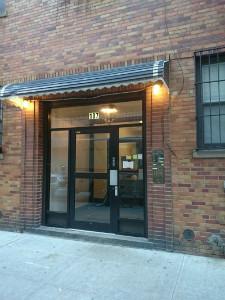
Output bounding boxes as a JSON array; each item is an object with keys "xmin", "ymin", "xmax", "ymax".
[
  {"xmin": 119, "ymin": 126, "xmax": 144, "ymax": 235},
  {"xmin": 76, "ymin": 133, "xmax": 109, "ymax": 173},
  {"xmin": 49, "ymin": 131, "xmax": 68, "ymax": 212},
  {"xmin": 75, "ymin": 178, "xmax": 109, "ymax": 223},
  {"xmin": 51, "ymin": 100, "xmax": 142, "ymax": 128},
  {"xmin": 75, "ymin": 132, "xmax": 110, "ymax": 224}
]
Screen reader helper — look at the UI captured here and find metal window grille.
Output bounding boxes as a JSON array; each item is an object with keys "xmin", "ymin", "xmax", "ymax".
[
  {"xmin": 195, "ymin": 47, "xmax": 225, "ymax": 149},
  {"xmin": 0, "ymin": 99, "xmax": 3, "ymax": 153}
]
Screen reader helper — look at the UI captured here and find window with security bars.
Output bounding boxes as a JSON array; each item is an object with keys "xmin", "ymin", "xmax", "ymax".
[
  {"xmin": 0, "ymin": 100, "xmax": 3, "ymax": 153},
  {"xmin": 195, "ymin": 47, "xmax": 225, "ymax": 149}
]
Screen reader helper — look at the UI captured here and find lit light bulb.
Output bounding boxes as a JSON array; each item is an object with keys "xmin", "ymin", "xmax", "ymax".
[
  {"xmin": 101, "ymin": 106, "xmax": 118, "ymax": 114},
  {"xmin": 10, "ymin": 96, "xmax": 23, "ymax": 108},
  {"xmin": 22, "ymin": 100, "xmax": 30, "ymax": 109},
  {"xmin": 152, "ymin": 84, "xmax": 161, "ymax": 95},
  {"xmin": 10, "ymin": 97, "xmax": 32, "ymax": 109}
]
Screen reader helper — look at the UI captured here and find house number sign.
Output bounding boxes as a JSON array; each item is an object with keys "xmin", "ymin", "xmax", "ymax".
[{"xmin": 89, "ymin": 112, "xmax": 100, "ymax": 120}]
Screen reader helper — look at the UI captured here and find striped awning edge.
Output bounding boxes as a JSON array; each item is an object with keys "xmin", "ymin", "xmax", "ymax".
[{"xmin": 0, "ymin": 60, "xmax": 169, "ymax": 98}]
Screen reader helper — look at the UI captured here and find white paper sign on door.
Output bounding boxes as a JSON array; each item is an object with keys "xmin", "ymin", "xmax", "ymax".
[{"xmin": 123, "ymin": 161, "xmax": 134, "ymax": 169}]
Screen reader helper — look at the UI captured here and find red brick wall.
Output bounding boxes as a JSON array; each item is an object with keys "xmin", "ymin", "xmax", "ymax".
[
  {"xmin": 0, "ymin": 103, "xmax": 23, "ymax": 229},
  {"xmin": 19, "ymin": 101, "xmax": 43, "ymax": 230},
  {"xmin": 146, "ymin": 86, "xmax": 173, "ymax": 250},
  {"xmin": 0, "ymin": 0, "xmax": 224, "ymax": 83},
  {"xmin": 0, "ymin": 0, "xmax": 225, "ymax": 255},
  {"xmin": 0, "ymin": 100, "xmax": 43, "ymax": 230},
  {"xmin": 170, "ymin": 58, "xmax": 225, "ymax": 256}
]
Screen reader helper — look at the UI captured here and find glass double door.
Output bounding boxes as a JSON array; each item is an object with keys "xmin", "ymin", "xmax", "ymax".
[{"xmin": 69, "ymin": 125, "xmax": 145, "ymax": 236}]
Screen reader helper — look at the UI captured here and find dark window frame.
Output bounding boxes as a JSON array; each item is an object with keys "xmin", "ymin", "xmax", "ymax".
[{"xmin": 195, "ymin": 46, "xmax": 225, "ymax": 150}]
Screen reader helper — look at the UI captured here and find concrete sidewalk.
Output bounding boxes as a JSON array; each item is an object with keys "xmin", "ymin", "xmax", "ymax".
[{"xmin": 0, "ymin": 231, "xmax": 224, "ymax": 300}]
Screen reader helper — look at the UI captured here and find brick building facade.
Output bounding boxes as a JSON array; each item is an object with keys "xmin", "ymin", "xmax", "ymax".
[{"xmin": 0, "ymin": 0, "xmax": 225, "ymax": 256}]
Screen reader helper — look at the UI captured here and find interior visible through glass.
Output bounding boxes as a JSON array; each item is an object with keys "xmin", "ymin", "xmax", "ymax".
[
  {"xmin": 76, "ymin": 133, "xmax": 109, "ymax": 173},
  {"xmin": 75, "ymin": 178, "xmax": 109, "ymax": 223},
  {"xmin": 49, "ymin": 99, "xmax": 144, "ymax": 236},
  {"xmin": 49, "ymin": 131, "xmax": 68, "ymax": 212},
  {"xmin": 51, "ymin": 100, "xmax": 142, "ymax": 128},
  {"xmin": 75, "ymin": 133, "xmax": 110, "ymax": 224},
  {"xmin": 119, "ymin": 126, "xmax": 144, "ymax": 235}
]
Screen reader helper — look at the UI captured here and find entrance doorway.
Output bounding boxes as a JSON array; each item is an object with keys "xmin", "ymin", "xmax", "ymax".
[{"xmin": 45, "ymin": 95, "xmax": 146, "ymax": 236}]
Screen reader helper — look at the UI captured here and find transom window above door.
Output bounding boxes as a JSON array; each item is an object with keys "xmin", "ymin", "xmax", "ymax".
[
  {"xmin": 195, "ymin": 47, "xmax": 225, "ymax": 149},
  {"xmin": 50, "ymin": 100, "xmax": 142, "ymax": 129}
]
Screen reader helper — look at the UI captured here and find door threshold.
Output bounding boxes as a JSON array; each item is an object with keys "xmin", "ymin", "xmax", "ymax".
[{"xmin": 27, "ymin": 226, "xmax": 152, "ymax": 250}]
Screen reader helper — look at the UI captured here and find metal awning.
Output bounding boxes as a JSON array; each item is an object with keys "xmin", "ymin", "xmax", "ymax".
[{"xmin": 0, "ymin": 60, "xmax": 169, "ymax": 98}]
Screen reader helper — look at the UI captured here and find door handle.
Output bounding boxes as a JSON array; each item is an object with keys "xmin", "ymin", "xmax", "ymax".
[{"xmin": 115, "ymin": 186, "xmax": 118, "ymax": 197}]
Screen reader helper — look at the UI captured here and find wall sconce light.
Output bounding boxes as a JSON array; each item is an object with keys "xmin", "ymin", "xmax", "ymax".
[
  {"xmin": 22, "ymin": 100, "xmax": 31, "ymax": 109},
  {"xmin": 10, "ymin": 97, "xmax": 32, "ymax": 110},
  {"xmin": 152, "ymin": 83, "xmax": 162, "ymax": 96}
]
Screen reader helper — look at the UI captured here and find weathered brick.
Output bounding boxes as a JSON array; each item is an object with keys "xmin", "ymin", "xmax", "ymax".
[{"xmin": 0, "ymin": 0, "xmax": 225, "ymax": 257}]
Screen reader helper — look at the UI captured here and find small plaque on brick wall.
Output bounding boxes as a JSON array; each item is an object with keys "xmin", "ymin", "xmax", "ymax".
[{"xmin": 152, "ymin": 150, "xmax": 164, "ymax": 184}]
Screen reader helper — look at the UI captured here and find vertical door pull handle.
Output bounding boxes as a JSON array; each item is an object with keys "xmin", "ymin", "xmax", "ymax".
[
  {"xmin": 112, "ymin": 157, "xmax": 116, "ymax": 167},
  {"xmin": 115, "ymin": 186, "xmax": 118, "ymax": 197}
]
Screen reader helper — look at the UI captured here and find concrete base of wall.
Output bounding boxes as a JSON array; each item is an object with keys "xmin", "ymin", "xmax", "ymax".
[{"xmin": 27, "ymin": 226, "xmax": 153, "ymax": 250}]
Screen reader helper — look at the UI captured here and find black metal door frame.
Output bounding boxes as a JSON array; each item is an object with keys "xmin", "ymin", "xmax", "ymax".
[
  {"xmin": 68, "ymin": 125, "xmax": 119, "ymax": 233},
  {"xmin": 42, "ymin": 91, "xmax": 147, "ymax": 236}
]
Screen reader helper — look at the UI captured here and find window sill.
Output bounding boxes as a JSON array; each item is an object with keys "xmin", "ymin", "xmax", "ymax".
[{"xmin": 193, "ymin": 149, "xmax": 225, "ymax": 159}]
